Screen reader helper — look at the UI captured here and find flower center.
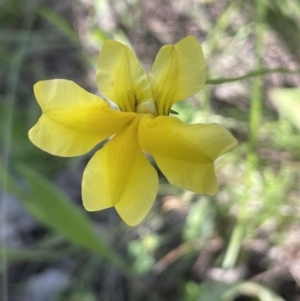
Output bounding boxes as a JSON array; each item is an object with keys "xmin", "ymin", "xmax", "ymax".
[{"xmin": 136, "ymin": 99, "xmax": 158, "ymax": 116}]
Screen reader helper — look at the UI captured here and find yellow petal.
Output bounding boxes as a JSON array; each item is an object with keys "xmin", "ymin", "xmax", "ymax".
[
  {"xmin": 82, "ymin": 116, "xmax": 158, "ymax": 226},
  {"xmin": 148, "ymin": 35, "xmax": 206, "ymax": 115},
  {"xmin": 29, "ymin": 79, "xmax": 136, "ymax": 157},
  {"xmin": 139, "ymin": 116, "xmax": 237, "ymax": 194},
  {"xmin": 96, "ymin": 40, "xmax": 153, "ymax": 113}
]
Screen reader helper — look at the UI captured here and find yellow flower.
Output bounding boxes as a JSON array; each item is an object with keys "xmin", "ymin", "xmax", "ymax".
[{"xmin": 29, "ymin": 36, "xmax": 237, "ymax": 226}]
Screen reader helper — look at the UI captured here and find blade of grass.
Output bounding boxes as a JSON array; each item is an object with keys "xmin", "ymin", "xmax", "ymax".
[
  {"xmin": 0, "ymin": 164, "xmax": 134, "ymax": 277},
  {"xmin": 222, "ymin": 221, "xmax": 245, "ymax": 269},
  {"xmin": 249, "ymin": 0, "xmax": 266, "ymax": 160},
  {"xmin": 0, "ymin": 2, "xmax": 38, "ymax": 299},
  {"xmin": 38, "ymin": 6, "xmax": 79, "ymax": 43},
  {"xmin": 0, "ymin": 248, "xmax": 71, "ymax": 268}
]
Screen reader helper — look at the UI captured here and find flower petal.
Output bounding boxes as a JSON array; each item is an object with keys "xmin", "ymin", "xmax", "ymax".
[
  {"xmin": 82, "ymin": 116, "xmax": 158, "ymax": 226},
  {"xmin": 148, "ymin": 35, "xmax": 206, "ymax": 115},
  {"xmin": 139, "ymin": 116, "xmax": 237, "ymax": 194},
  {"xmin": 96, "ymin": 40, "xmax": 153, "ymax": 113},
  {"xmin": 29, "ymin": 79, "xmax": 136, "ymax": 157}
]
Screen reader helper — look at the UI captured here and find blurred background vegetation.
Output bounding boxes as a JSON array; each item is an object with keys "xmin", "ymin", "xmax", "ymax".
[{"xmin": 1, "ymin": 0, "xmax": 300, "ymax": 300}]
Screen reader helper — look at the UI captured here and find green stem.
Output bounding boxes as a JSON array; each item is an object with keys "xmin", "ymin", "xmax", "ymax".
[
  {"xmin": 249, "ymin": 0, "xmax": 266, "ymax": 162},
  {"xmin": 222, "ymin": 221, "xmax": 245, "ymax": 269},
  {"xmin": 206, "ymin": 67, "xmax": 299, "ymax": 85}
]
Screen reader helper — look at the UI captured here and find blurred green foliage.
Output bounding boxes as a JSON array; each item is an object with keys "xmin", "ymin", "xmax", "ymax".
[{"xmin": 1, "ymin": 0, "xmax": 300, "ymax": 300}]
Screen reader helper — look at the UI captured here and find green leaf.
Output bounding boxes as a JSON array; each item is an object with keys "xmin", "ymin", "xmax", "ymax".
[
  {"xmin": 0, "ymin": 164, "xmax": 133, "ymax": 276},
  {"xmin": 270, "ymin": 88, "xmax": 300, "ymax": 130},
  {"xmin": 0, "ymin": 248, "xmax": 67, "ymax": 264}
]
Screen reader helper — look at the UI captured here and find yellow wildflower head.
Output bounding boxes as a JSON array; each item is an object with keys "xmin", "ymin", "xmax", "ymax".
[
  {"xmin": 29, "ymin": 36, "xmax": 237, "ymax": 226},
  {"xmin": 95, "ymin": 36, "xmax": 206, "ymax": 116}
]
